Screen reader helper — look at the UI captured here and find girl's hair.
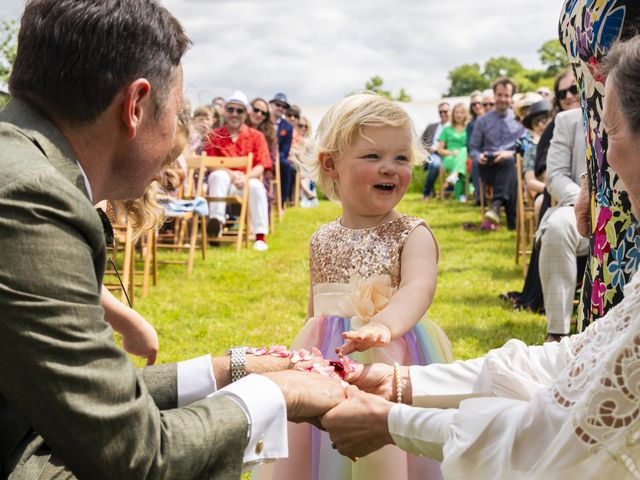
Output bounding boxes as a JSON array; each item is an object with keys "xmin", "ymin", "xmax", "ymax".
[
  {"xmin": 193, "ymin": 104, "xmax": 214, "ymax": 118},
  {"xmin": 247, "ymin": 97, "xmax": 275, "ymax": 148},
  {"xmin": 297, "ymin": 92, "xmax": 426, "ymax": 201},
  {"xmin": 115, "ymin": 106, "xmax": 191, "ymax": 238},
  {"xmin": 299, "ymin": 116, "xmax": 312, "ymax": 137},
  {"xmin": 451, "ymin": 103, "xmax": 470, "ymax": 128}
]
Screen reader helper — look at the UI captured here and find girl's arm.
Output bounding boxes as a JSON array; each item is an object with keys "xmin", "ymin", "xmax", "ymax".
[
  {"xmin": 101, "ymin": 285, "xmax": 159, "ymax": 365},
  {"xmin": 338, "ymin": 225, "xmax": 437, "ymax": 355}
]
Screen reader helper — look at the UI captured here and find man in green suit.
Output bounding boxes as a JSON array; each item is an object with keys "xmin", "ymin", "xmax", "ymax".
[{"xmin": 0, "ymin": 1, "xmax": 344, "ymax": 478}]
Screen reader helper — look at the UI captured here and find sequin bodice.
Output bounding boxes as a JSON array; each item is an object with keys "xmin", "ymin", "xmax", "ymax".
[{"xmin": 309, "ymin": 215, "xmax": 432, "ymax": 288}]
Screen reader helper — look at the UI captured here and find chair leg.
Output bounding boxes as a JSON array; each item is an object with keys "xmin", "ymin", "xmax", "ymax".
[
  {"xmin": 294, "ymin": 172, "xmax": 300, "ymax": 208},
  {"xmin": 152, "ymin": 229, "xmax": 158, "ymax": 286},
  {"xmin": 142, "ymin": 232, "xmax": 152, "ymax": 297},
  {"xmin": 200, "ymin": 216, "xmax": 207, "ymax": 261},
  {"xmin": 187, "ymin": 217, "xmax": 199, "ymax": 276}
]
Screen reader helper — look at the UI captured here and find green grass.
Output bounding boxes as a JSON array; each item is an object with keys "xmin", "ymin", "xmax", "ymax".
[{"xmin": 131, "ymin": 188, "xmax": 546, "ymax": 365}]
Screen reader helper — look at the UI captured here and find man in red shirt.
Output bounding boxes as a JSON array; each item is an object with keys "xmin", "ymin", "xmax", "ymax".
[{"xmin": 204, "ymin": 91, "xmax": 272, "ymax": 251}]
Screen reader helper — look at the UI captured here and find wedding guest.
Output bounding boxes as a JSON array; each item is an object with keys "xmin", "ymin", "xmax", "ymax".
[
  {"xmin": 204, "ymin": 91, "xmax": 272, "ymax": 251},
  {"xmin": 469, "ymin": 77, "xmax": 525, "ymax": 230},
  {"xmin": 420, "ymin": 102, "xmax": 449, "ymax": 200},
  {"xmin": 560, "ymin": 0, "xmax": 640, "ymax": 330},
  {"xmin": 322, "ymin": 39, "xmax": 640, "ymax": 479},
  {"xmin": 501, "ymin": 70, "xmax": 581, "ymax": 314},
  {"xmin": 436, "ymin": 103, "xmax": 469, "ymax": 202},
  {"xmin": 188, "ymin": 105, "xmax": 215, "ymax": 155},
  {"xmin": 467, "ymin": 91, "xmax": 485, "ymax": 204},
  {"xmin": 267, "ymin": 92, "xmax": 452, "ymax": 480},
  {"xmin": 0, "ymin": 2, "xmax": 345, "ymax": 478},
  {"xmin": 269, "ymin": 92, "xmax": 294, "ymax": 206},
  {"xmin": 247, "ymin": 97, "xmax": 277, "ymax": 210}
]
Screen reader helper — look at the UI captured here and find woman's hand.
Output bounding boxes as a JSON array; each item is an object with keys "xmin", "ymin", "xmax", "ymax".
[{"xmin": 337, "ymin": 322, "xmax": 392, "ymax": 356}]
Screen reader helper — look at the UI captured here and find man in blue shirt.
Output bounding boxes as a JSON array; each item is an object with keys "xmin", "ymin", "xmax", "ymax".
[{"xmin": 469, "ymin": 78, "xmax": 525, "ymax": 229}]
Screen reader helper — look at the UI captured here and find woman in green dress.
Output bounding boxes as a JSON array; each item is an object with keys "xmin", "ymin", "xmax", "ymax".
[{"xmin": 436, "ymin": 103, "xmax": 469, "ymax": 202}]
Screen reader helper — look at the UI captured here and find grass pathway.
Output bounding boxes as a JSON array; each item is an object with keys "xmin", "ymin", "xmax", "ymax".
[{"xmin": 133, "ymin": 192, "xmax": 545, "ymax": 364}]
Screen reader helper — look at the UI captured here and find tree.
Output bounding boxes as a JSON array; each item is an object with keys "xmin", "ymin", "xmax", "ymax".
[
  {"xmin": 483, "ymin": 56, "xmax": 524, "ymax": 82},
  {"xmin": 538, "ymin": 39, "xmax": 569, "ymax": 75},
  {"xmin": 443, "ymin": 39, "xmax": 569, "ymax": 97},
  {"xmin": 0, "ymin": 19, "xmax": 18, "ymax": 86},
  {"xmin": 444, "ymin": 63, "xmax": 488, "ymax": 97},
  {"xmin": 361, "ymin": 75, "xmax": 412, "ymax": 102}
]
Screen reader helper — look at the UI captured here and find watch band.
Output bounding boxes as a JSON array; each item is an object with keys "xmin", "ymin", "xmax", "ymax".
[{"xmin": 229, "ymin": 347, "xmax": 247, "ymax": 383}]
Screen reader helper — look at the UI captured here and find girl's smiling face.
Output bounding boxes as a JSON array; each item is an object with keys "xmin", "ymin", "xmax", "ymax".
[{"xmin": 322, "ymin": 124, "xmax": 413, "ymax": 226}]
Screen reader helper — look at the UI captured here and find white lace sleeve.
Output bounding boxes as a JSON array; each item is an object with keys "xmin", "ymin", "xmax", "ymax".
[{"xmin": 394, "ymin": 273, "xmax": 640, "ymax": 479}]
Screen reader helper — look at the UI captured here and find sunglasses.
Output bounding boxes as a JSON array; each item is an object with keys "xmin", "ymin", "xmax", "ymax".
[
  {"xmin": 299, "ymin": 124, "xmax": 308, "ymax": 129},
  {"xmin": 482, "ymin": 102, "xmax": 495, "ymax": 107},
  {"xmin": 439, "ymin": 110, "xmax": 449, "ymax": 115},
  {"xmin": 252, "ymin": 106, "xmax": 268, "ymax": 116},
  {"xmin": 557, "ymin": 84, "xmax": 578, "ymax": 100},
  {"xmin": 287, "ymin": 113, "xmax": 300, "ymax": 119},
  {"xmin": 272, "ymin": 102, "xmax": 287, "ymax": 109},
  {"xmin": 471, "ymin": 102, "xmax": 482, "ymax": 106},
  {"xmin": 226, "ymin": 106, "xmax": 246, "ymax": 115}
]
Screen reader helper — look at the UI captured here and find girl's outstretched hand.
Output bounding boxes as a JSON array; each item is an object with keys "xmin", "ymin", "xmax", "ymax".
[{"xmin": 337, "ymin": 322, "xmax": 391, "ymax": 356}]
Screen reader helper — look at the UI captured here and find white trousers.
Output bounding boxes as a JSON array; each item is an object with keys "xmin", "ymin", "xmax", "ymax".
[
  {"xmin": 539, "ymin": 206, "xmax": 589, "ymax": 335},
  {"xmin": 207, "ymin": 169, "xmax": 269, "ymax": 235}
]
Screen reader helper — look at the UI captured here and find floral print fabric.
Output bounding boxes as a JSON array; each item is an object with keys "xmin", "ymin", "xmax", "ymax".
[{"xmin": 559, "ymin": 0, "xmax": 640, "ymax": 330}]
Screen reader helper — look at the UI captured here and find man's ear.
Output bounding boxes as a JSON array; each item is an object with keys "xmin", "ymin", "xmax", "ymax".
[
  {"xmin": 319, "ymin": 152, "xmax": 338, "ymax": 179},
  {"xmin": 121, "ymin": 78, "xmax": 152, "ymax": 139}
]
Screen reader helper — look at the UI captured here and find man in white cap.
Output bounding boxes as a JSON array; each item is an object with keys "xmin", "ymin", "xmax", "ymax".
[{"xmin": 204, "ymin": 90, "xmax": 272, "ymax": 251}]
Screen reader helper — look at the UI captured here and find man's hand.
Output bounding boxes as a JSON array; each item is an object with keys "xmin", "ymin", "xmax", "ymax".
[
  {"xmin": 477, "ymin": 153, "xmax": 489, "ymax": 165},
  {"xmin": 337, "ymin": 322, "xmax": 391, "ymax": 356},
  {"xmin": 231, "ymin": 171, "xmax": 245, "ymax": 189},
  {"xmin": 493, "ymin": 150, "xmax": 512, "ymax": 163},
  {"xmin": 321, "ymin": 386, "xmax": 395, "ymax": 458},
  {"xmin": 575, "ymin": 175, "xmax": 591, "ymax": 238},
  {"xmin": 263, "ymin": 370, "xmax": 346, "ymax": 423}
]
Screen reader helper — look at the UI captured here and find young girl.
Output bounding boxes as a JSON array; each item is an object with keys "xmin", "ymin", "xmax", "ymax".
[{"xmin": 267, "ymin": 93, "xmax": 453, "ymax": 479}]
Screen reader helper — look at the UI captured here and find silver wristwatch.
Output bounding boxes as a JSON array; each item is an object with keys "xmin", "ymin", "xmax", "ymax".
[{"xmin": 229, "ymin": 347, "xmax": 248, "ymax": 382}]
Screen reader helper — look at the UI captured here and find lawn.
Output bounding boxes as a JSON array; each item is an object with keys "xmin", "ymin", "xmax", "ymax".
[{"xmin": 132, "ymin": 190, "xmax": 546, "ymax": 365}]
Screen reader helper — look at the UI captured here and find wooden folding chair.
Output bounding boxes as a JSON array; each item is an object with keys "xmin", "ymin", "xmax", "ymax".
[
  {"xmin": 438, "ymin": 168, "xmax": 454, "ymax": 200},
  {"xmin": 273, "ymin": 154, "xmax": 284, "ymax": 221},
  {"xmin": 515, "ymin": 154, "xmax": 536, "ymax": 275},
  {"xmin": 153, "ymin": 157, "xmax": 206, "ymax": 276},
  {"xmin": 199, "ymin": 153, "xmax": 253, "ymax": 253}
]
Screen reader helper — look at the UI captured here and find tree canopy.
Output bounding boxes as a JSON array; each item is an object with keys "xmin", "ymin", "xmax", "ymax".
[{"xmin": 444, "ymin": 39, "xmax": 569, "ymax": 97}]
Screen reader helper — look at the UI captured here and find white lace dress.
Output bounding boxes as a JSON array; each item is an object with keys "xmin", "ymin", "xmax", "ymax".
[{"xmin": 388, "ymin": 271, "xmax": 640, "ymax": 479}]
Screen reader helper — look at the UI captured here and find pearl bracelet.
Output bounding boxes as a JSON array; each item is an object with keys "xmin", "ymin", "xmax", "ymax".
[{"xmin": 393, "ymin": 362, "xmax": 405, "ymax": 404}]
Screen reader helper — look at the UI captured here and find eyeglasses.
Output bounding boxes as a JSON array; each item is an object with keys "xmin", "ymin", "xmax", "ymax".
[
  {"xmin": 439, "ymin": 110, "xmax": 449, "ymax": 115},
  {"xmin": 557, "ymin": 84, "xmax": 578, "ymax": 100},
  {"xmin": 252, "ymin": 106, "xmax": 268, "ymax": 116},
  {"xmin": 226, "ymin": 106, "xmax": 246, "ymax": 115},
  {"xmin": 482, "ymin": 102, "xmax": 495, "ymax": 107}
]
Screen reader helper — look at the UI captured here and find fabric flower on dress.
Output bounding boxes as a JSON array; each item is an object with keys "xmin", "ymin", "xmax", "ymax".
[{"xmin": 348, "ymin": 274, "xmax": 397, "ymax": 329}]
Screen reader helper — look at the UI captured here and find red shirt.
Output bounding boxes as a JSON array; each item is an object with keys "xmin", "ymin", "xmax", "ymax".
[{"xmin": 203, "ymin": 125, "xmax": 272, "ymax": 173}]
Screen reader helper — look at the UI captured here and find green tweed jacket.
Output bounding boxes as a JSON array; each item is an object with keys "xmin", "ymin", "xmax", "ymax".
[{"xmin": 0, "ymin": 99, "xmax": 248, "ymax": 479}]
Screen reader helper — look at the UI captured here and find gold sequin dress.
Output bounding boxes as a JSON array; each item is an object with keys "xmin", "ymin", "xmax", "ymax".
[{"xmin": 269, "ymin": 215, "xmax": 452, "ymax": 480}]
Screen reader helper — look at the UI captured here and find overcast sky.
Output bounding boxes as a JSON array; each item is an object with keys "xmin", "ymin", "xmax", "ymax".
[{"xmin": 1, "ymin": 0, "xmax": 563, "ymax": 108}]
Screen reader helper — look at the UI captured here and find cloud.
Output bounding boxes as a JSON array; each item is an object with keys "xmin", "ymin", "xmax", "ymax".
[{"xmin": 2, "ymin": 0, "xmax": 563, "ymax": 107}]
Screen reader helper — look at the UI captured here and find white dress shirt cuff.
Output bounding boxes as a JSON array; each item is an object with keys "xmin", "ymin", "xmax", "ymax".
[
  {"xmin": 216, "ymin": 374, "xmax": 288, "ymax": 469},
  {"xmin": 176, "ymin": 354, "xmax": 217, "ymax": 407},
  {"xmin": 388, "ymin": 403, "xmax": 456, "ymax": 461}
]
